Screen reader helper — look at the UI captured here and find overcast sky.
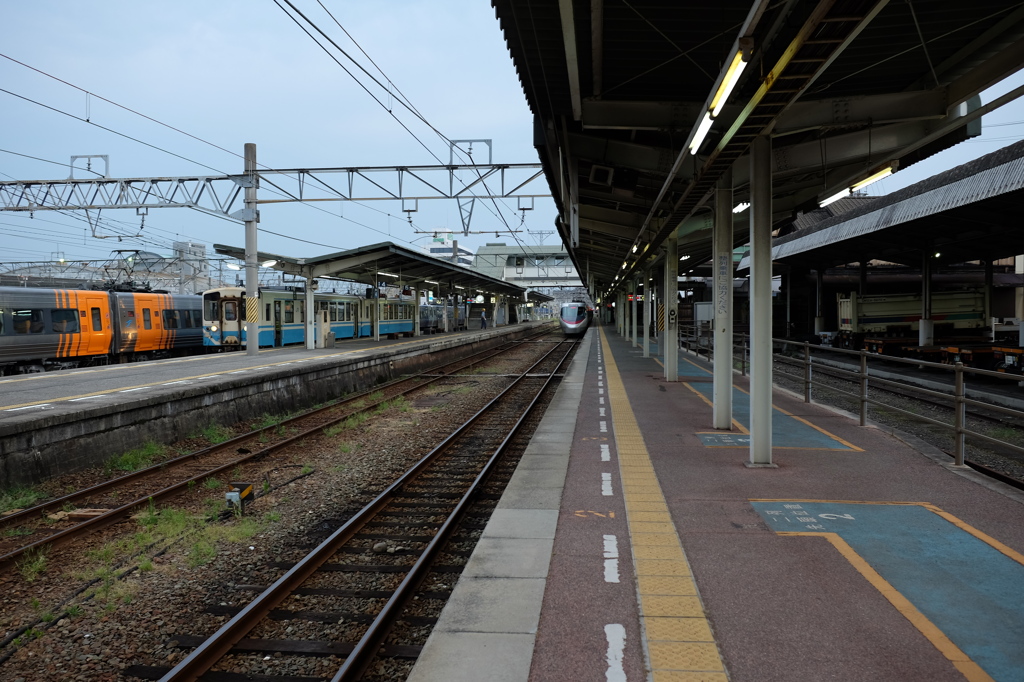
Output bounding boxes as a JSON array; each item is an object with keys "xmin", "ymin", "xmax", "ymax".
[{"xmin": 1, "ymin": 1, "xmax": 1022, "ymax": 270}]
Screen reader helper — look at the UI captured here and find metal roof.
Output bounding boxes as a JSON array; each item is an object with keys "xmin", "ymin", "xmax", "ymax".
[
  {"xmin": 741, "ymin": 139, "xmax": 1024, "ymax": 269},
  {"xmin": 213, "ymin": 241, "xmax": 526, "ymax": 298},
  {"xmin": 492, "ymin": 0, "xmax": 1024, "ymax": 299}
]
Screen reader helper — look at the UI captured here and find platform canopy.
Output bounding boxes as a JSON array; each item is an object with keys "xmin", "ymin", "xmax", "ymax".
[
  {"xmin": 743, "ymin": 140, "xmax": 1024, "ymax": 270},
  {"xmin": 213, "ymin": 241, "xmax": 527, "ymax": 298},
  {"xmin": 492, "ymin": 0, "xmax": 1024, "ymax": 299}
]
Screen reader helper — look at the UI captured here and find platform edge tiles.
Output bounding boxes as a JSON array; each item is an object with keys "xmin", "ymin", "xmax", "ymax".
[
  {"xmin": 405, "ymin": 330, "xmax": 592, "ymax": 682},
  {"xmin": 601, "ymin": 327, "xmax": 729, "ymax": 682}
]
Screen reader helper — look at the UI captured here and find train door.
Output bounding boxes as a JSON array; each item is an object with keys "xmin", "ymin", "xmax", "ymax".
[
  {"xmin": 83, "ymin": 294, "xmax": 111, "ymax": 356},
  {"xmin": 273, "ymin": 299, "xmax": 283, "ymax": 346}
]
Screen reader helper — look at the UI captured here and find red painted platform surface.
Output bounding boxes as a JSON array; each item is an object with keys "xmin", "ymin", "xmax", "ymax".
[{"xmin": 529, "ymin": 327, "xmax": 1024, "ymax": 682}]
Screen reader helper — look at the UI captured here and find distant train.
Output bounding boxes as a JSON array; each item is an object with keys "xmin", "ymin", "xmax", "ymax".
[
  {"xmin": 202, "ymin": 286, "xmax": 472, "ymax": 348},
  {"xmin": 559, "ymin": 301, "xmax": 592, "ymax": 336},
  {"xmin": 0, "ymin": 286, "xmax": 202, "ymax": 374}
]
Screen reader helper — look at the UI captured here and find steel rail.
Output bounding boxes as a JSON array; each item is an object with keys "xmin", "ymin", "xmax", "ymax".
[
  {"xmin": 159, "ymin": 338, "xmax": 577, "ymax": 682},
  {"xmin": 0, "ymin": 330, "xmax": 552, "ymax": 568}
]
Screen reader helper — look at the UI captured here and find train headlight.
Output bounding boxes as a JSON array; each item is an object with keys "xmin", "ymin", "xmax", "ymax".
[{"xmin": 209, "ymin": 325, "xmax": 218, "ymax": 332}]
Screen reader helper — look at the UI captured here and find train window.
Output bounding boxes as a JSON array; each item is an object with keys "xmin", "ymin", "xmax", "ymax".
[
  {"xmin": 298, "ymin": 301, "xmax": 304, "ymax": 323},
  {"xmin": 284, "ymin": 301, "xmax": 294, "ymax": 324},
  {"xmin": 12, "ymin": 309, "xmax": 45, "ymax": 334},
  {"xmin": 224, "ymin": 301, "xmax": 238, "ymax": 321},
  {"xmin": 265, "ymin": 303, "xmax": 271, "ymax": 322},
  {"xmin": 142, "ymin": 308, "xmax": 152, "ymax": 330},
  {"xmin": 51, "ymin": 309, "xmax": 80, "ymax": 333},
  {"xmin": 204, "ymin": 298, "xmax": 219, "ymax": 322},
  {"xmin": 162, "ymin": 310, "xmax": 179, "ymax": 329},
  {"xmin": 91, "ymin": 308, "xmax": 102, "ymax": 331}
]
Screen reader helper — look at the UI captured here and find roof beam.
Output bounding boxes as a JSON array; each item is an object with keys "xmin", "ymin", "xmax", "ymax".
[
  {"xmin": 772, "ymin": 91, "xmax": 947, "ymax": 137},
  {"xmin": 580, "ymin": 100, "xmax": 703, "ymax": 131},
  {"xmin": 558, "ymin": 0, "xmax": 583, "ymax": 121}
]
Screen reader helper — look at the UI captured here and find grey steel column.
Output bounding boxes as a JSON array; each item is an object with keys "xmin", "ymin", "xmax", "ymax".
[
  {"xmin": 243, "ymin": 143, "xmax": 259, "ymax": 357},
  {"xmin": 664, "ymin": 234, "xmax": 678, "ymax": 381},
  {"xmin": 749, "ymin": 135, "xmax": 773, "ymax": 466},
  {"xmin": 643, "ymin": 268, "xmax": 651, "ymax": 357},
  {"xmin": 920, "ymin": 251, "xmax": 933, "ymax": 346},
  {"xmin": 413, "ymin": 288, "xmax": 420, "ymax": 337},
  {"xmin": 814, "ymin": 269, "xmax": 825, "ymax": 334},
  {"xmin": 713, "ymin": 169, "xmax": 734, "ymax": 430},
  {"xmin": 631, "ymin": 280, "xmax": 638, "ymax": 347},
  {"xmin": 304, "ymin": 279, "xmax": 316, "ymax": 350}
]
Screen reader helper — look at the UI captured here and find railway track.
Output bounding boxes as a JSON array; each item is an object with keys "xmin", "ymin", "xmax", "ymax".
[
  {"xmin": 118, "ymin": 336, "xmax": 576, "ymax": 681},
  {"xmin": 0, "ymin": 329, "xmax": 556, "ymax": 570}
]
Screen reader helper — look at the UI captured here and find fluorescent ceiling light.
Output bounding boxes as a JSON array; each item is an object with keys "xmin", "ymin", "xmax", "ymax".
[
  {"xmin": 261, "ymin": 260, "xmax": 278, "ymax": 268},
  {"xmin": 225, "ymin": 262, "xmax": 241, "ymax": 271},
  {"xmin": 679, "ymin": 254, "xmax": 691, "ymax": 261},
  {"xmin": 819, "ymin": 189, "xmax": 850, "ymax": 207},
  {"xmin": 424, "ymin": 280, "xmax": 439, "ymax": 285},
  {"xmin": 851, "ymin": 166, "xmax": 893, "ymax": 191},
  {"xmin": 378, "ymin": 271, "xmax": 399, "ymax": 277},
  {"xmin": 689, "ymin": 112, "xmax": 714, "ymax": 154},
  {"xmin": 632, "ymin": 244, "xmax": 638, "ymax": 253},
  {"xmin": 732, "ymin": 202, "xmax": 750, "ymax": 213},
  {"xmin": 710, "ymin": 51, "xmax": 747, "ymax": 118}
]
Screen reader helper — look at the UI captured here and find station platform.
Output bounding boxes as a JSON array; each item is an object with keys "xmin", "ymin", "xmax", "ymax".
[{"xmin": 409, "ymin": 324, "xmax": 1024, "ymax": 682}]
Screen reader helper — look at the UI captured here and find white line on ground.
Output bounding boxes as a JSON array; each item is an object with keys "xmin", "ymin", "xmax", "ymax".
[
  {"xmin": 118, "ymin": 388, "xmax": 148, "ymax": 393},
  {"xmin": 599, "ymin": 388, "xmax": 604, "ymax": 395},
  {"xmin": 603, "ymin": 534, "xmax": 620, "ymax": 583},
  {"xmin": 601, "ymin": 472, "xmax": 613, "ymax": 496},
  {"xmin": 604, "ymin": 624, "xmax": 627, "ymax": 682},
  {"xmin": 599, "ymin": 420, "xmax": 608, "ymax": 432},
  {"xmin": 599, "ymin": 408, "xmax": 606, "ymax": 417},
  {"xmin": 3, "ymin": 404, "xmax": 51, "ymax": 411},
  {"xmin": 599, "ymin": 397, "xmax": 605, "ymax": 405},
  {"xmin": 600, "ymin": 444, "xmax": 611, "ymax": 461},
  {"xmin": 70, "ymin": 395, "xmax": 104, "ymax": 401}
]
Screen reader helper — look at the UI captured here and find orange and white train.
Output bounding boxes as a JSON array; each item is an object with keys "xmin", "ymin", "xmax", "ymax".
[{"xmin": 0, "ymin": 286, "xmax": 203, "ymax": 374}]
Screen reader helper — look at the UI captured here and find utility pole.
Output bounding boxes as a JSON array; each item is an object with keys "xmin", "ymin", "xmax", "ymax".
[{"xmin": 244, "ymin": 144, "xmax": 259, "ymax": 357}]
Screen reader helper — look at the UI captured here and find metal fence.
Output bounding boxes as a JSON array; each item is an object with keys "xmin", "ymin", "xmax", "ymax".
[{"xmin": 674, "ymin": 324, "xmax": 1024, "ymax": 466}]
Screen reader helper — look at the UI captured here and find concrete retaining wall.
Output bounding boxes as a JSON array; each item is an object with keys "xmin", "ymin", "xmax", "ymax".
[{"xmin": 1, "ymin": 324, "xmax": 543, "ymax": 488}]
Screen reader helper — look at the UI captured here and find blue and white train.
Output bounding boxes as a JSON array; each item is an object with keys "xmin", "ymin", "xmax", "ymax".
[{"xmin": 202, "ymin": 286, "xmax": 418, "ymax": 349}]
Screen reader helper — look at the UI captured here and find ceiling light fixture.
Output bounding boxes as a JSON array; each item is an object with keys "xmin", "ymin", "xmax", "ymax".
[
  {"xmin": 689, "ymin": 112, "xmax": 714, "ymax": 154},
  {"xmin": 851, "ymin": 165, "xmax": 894, "ymax": 192},
  {"xmin": 261, "ymin": 260, "xmax": 278, "ymax": 268},
  {"xmin": 732, "ymin": 202, "xmax": 750, "ymax": 213},
  {"xmin": 818, "ymin": 189, "xmax": 850, "ymax": 208},
  {"xmin": 710, "ymin": 51, "xmax": 748, "ymax": 118}
]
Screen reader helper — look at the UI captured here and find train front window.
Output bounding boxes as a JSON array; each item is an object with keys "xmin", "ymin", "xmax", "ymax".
[
  {"xmin": 224, "ymin": 301, "xmax": 238, "ymax": 321},
  {"xmin": 204, "ymin": 297, "xmax": 219, "ymax": 322}
]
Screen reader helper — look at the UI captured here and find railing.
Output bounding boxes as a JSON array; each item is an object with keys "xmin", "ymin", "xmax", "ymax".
[{"xmin": 671, "ymin": 325, "xmax": 1024, "ymax": 467}]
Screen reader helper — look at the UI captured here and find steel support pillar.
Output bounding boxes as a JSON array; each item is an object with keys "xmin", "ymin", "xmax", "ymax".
[
  {"xmin": 413, "ymin": 288, "xmax": 420, "ymax": 337},
  {"xmin": 920, "ymin": 252, "xmax": 933, "ymax": 347},
  {"xmin": 713, "ymin": 169, "xmax": 733, "ymax": 430},
  {"xmin": 664, "ymin": 234, "xmax": 678, "ymax": 382},
  {"xmin": 244, "ymin": 143, "xmax": 259, "ymax": 357},
  {"xmin": 631, "ymin": 281, "xmax": 638, "ymax": 347},
  {"xmin": 304, "ymin": 279, "xmax": 316, "ymax": 350},
  {"xmin": 749, "ymin": 136, "xmax": 774, "ymax": 466},
  {"xmin": 814, "ymin": 269, "xmax": 825, "ymax": 335},
  {"xmin": 643, "ymin": 268, "xmax": 651, "ymax": 358}
]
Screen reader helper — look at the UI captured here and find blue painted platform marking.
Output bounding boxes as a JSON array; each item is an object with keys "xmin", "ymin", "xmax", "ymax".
[
  {"xmin": 752, "ymin": 501, "xmax": 1024, "ymax": 682},
  {"xmin": 689, "ymin": 382, "xmax": 854, "ymax": 449}
]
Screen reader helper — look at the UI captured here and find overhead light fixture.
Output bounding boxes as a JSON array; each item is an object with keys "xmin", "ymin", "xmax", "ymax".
[
  {"xmin": 631, "ymin": 244, "xmax": 638, "ymax": 253},
  {"xmin": 225, "ymin": 262, "xmax": 241, "ymax": 271},
  {"xmin": 732, "ymin": 202, "xmax": 750, "ymax": 213},
  {"xmin": 934, "ymin": 252, "xmax": 941, "ymax": 258},
  {"xmin": 689, "ymin": 112, "xmax": 714, "ymax": 154},
  {"xmin": 710, "ymin": 51, "xmax": 748, "ymax": 118},
  {"xmin": 455, "ymin": 285, "xmax": 465, "ymax": 290},
  {"xmin": 851, "ymin": 165, "xmax": 894, "ymax": 192},
  {"xmin": 679, "ymin": 254, "xmax": 691, "ymax": 261},
  {"xmin": 378, "ymin": 271, "xmax": 399, "ymax": 277},
  {"xmin": 261, "ymin": 259, "xmax": 278, "ymax": 268},
  {"xmin": 621, "ymin": 262, "xmax": 627, "ymax": 269},
  {"xmin": 819, "ymin": 189, "xmax": 850, "ymax": 208},
  {"xmin": 425, "ymin": 279, "xmax": 439, "ymax": 285}
]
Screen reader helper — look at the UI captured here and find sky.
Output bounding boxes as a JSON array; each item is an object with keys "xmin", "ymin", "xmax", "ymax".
[{"xmin": 1, "ymin": 1, "xmax": 1022, "ymax": 272}]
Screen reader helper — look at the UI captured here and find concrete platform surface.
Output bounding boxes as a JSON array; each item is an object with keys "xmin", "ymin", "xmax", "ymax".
[{"xmin": 410, "ymin": 324, "xmax": 1024, "ymax": 682}]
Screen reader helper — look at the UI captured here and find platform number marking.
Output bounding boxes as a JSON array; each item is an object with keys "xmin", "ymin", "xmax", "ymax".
[{"xmin": 755, "ymin": 503, "xmax": 856, "ymax": 531}]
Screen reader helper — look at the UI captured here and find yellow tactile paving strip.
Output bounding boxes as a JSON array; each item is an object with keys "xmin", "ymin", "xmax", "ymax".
[{"xmin": 600, "ymin": 327, "xmax": 729, "ymax": 681}]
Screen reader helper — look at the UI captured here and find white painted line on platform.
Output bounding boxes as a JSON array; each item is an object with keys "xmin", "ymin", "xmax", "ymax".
[
  {"xmin": 599, "ymin": 388, "xmax": 604, "ymax": 395},
  {"xmin": 70, "ymin": 395, "xmax": 104, "ymax": 401},
  {"xmin": 598, "ymin": 381, "xmax": 604, "ymax": 387},
  {"xmin": 162, "ymin": 381, "xmax": 189, "ymax": 385},
  {"xmin": 601, "ymin": 472, "xmax": 613, "ymax": 496},
  {"xmin": 603, "ymin": 534, "xmax": 620, "ymax": 583},
  {"xmin": 599, "ymin": 397, "xmax": 605, "ymax": 405},
  {"xmin": 228, "ymin": 371, "xmax": 247, "ymax": 374},
  {"xmin": 118, "ymin": 388, "xmax": 149, "ymax": 393},
  {"xmin": 604, "ymin": 624, "xmax": 627, "ymax": 682},
  {"xmin": 600, "ymin": 444, "xmax": 611, "ymax": 461},
  {"xmin": 599, "ymin": 420, "xmax": 608, "ymax": 432},
  {"xmin": 599, "ymin": 408, "xmax": 606, "ymax": 417},
  {"xmin": 4, "ymin": 404, "xmax": 51, "ymax": 411}
]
